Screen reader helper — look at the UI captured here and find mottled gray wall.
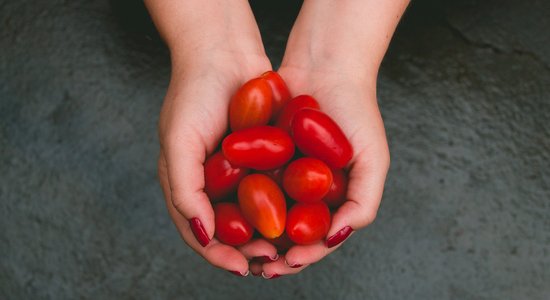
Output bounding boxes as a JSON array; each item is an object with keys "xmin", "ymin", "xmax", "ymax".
[{"xmin": 1, "ymin": 0, "xmax": 549, "ymax": 299}]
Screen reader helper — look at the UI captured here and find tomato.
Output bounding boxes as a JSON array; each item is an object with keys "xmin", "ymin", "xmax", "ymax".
[
  {"xmin": 286, "ymin": 202, "xmax": 331, "ymax": 245},
  {"xmin": 323, "ymin": 168, "xmax": 348, "ymax": 208},
  {"xmin": 222, "ymin": 126, "xmax": 295, "ymax": 170},
  {"xmin": 214, "ymin": 203, "xmax": 254, "ymax": 246},
  {"xmin": 261, "ymin": 71, "xmax": 291, "ymax": 121},
  {"xmin": 275, "ymin": 95, "xmax": 320, "ymax": 133},
  {"xmin": 229, "ymin": 77, "xmax": 272, "ymax": 131},
  {"xmin": 282, "ymin": 157, "xmax": 333, "ymax": 203},
  {"xmin": 204, "ymin": 151, "xmax": 249, "ymax": 202},
  {"xmin": 291, "ymin": 108, "xmax": 353, "ymax": 168},
  {"xmin": 238, "ymin": 174, "xmax": 287, "ymax": 239}
]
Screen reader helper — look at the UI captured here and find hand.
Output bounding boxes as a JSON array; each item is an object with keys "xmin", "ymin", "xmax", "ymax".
[
  {"xmin": 254, "ymin": 65, "xmax": 390, "ymax": 277},
  {"xmin": 157, "ymin": 52, "xmax": 281, "ymax": 275}
]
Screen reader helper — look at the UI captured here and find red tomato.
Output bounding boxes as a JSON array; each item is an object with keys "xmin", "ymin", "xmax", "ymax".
[
  {"xmin": 261, "ymin": 71, "xmax": 291, "ymax": 121},
  {"xmin": 222, "ymin": 126, "xmax": 295, "ymax": 170},
  {"xmin": 238, "ymin": 174, "xmax": 287, "ymax": 239},
  {"xmin": 286, "ymin": 202, "xmax": 331, "ymax": 245},
  {"xmin": 214, "ymin": 203, "xmax": 254, "ymax": 246},
  {"xmin": 275, "ymin": 95, "xmax": 320, "ymax": 133},
  {"xmin": 291, "ymin": 108, "xmax": 353, "ymax": 168},
  {"xmin": 323, "ymin": 168, "xmax": 348, "ymax": 208},
  {"xmin": 204, "ymin": 151, "xmax": 249, "ymax": 202},
  {"xmin": 229, "ymin": 77, "xmax": 272, "ymax": 131},
  {"xmin": 282, "ymin": 157, "xmax": 333, "ymax": 203}
]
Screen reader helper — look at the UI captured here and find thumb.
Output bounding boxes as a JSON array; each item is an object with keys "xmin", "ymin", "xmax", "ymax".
[
  {"xmin": 326, "ymin": 147, "xmax": 390, "ymax": 248},
  {"xmin": 161, "ymin": 131, "xmax": 215, "ymax": 247}
]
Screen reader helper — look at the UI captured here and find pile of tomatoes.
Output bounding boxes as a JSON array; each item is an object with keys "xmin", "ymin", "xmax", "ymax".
[{"xmin": 204, "ymin": 71, "xmax": 352, "ymax": 251}]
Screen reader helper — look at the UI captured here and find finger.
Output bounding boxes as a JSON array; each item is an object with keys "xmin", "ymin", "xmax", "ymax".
[
  {"xmin": 249, "ymin": 261, "xmax": 263, "ymax": 277},
  {"xmin": 326, "ymin": 144, "xmax": 390, "ymax": 248},
  {"xmin": 238, "ymin": 239, "xmax": 279, "ymax": 262},
  {"xmin": 282, "ymin": 240, "xmax": 341, "ymax": 267},
  {"xmin": 160, "ymin": 159, "xmax": 249, "ymax": 274},
  {"xmin": 261, "ymin": 255, "xmax": 308, "ymax": 278},
  {"xmin": 161, "ymin": 130, "xmax": 216, "ymax": 246}
]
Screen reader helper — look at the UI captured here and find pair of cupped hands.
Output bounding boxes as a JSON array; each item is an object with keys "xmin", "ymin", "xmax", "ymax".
[{"xmin": 156, "ymin": 24, "xmax": 390, "ymax": 278}]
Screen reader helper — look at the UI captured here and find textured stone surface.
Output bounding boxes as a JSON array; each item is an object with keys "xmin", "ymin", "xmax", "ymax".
[{"xmin": 1, "ymin": 0, "xmax": 549, "ymax": 299}]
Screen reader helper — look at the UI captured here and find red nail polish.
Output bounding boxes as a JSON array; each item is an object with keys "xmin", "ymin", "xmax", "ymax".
[
  {"xmin": 262, "ymin": 272, "xmax": 281, "ymax": 279},
  {"xmin": 255, "ymin": 255, "xmax": 279, "ymax": 264},
  {"xmin": 326, "ymin": 226, "xmax": 353, "ymax": 248},
  {"xmin": 189, "ymin": 218, "xmax": 210, "ymax": 247},
  {"xmin": 228, "ymin": 270, "xmax": 248, "ymax": 277}
]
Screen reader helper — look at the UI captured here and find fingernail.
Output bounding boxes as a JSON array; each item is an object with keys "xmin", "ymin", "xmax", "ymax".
[
  {"xmin": 284, "ymin": 259, "xmax": 302, "ymax": 268},
  {"xmin": 228, "ymin": 270, "xmax": 249, "ymax": 277},
  {"xmin": 189, "ymin": 218, "xmax": 210, "ymax": 247},
  {"xmin": 255, "ymin": 254, "xmax": 279, "ymax": 264},
  {"xmin": 326, "ymin": 226, "xmax": 353, "ymax": 248},
  {"xmin": 261, "ymin": 272, "xmax": 281, "ymax": 280}
]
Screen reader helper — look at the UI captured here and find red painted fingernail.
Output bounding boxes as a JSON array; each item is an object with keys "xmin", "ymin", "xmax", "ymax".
[
  {"xmin": 326, "ymin": 226, "xmax": 353, "ymax": 248},
  {"xmin": 228, "ymin": 270, "xmax": 249, "ymax": 277},
  {"xmin": 261, "ymin": 272, "xmax": 281, "ymax": 280},
  {"xmin": 284, "ymin": 259, "xmax": 302, "ymax": 268},
  {"xmin": 189, "ymin": 218, "xmax": 210, "ymax": 247},
  {"xmin": 255, "ymin": 254, "xmax": 279, "ymax": 263}
]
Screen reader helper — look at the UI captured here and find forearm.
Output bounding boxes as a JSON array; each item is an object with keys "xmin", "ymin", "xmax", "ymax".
[
  {"xmin": 282, "ymin": 0, "xmax": 410, "ymax": 81},
  {"xmin": 144, "ymin": 0, "xmax": 266, "ymax": 65}
]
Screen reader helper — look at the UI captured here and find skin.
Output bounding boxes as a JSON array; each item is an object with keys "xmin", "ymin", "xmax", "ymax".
[{"xmin": 145, "ymin": 0, "xmax": 409, "ymax": 277}]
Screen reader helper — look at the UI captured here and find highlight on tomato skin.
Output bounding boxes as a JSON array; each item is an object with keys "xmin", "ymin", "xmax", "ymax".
[
  {"xmin": 222, "ymin": 126, "xmax": 295, "ymax": 170},
  {"xmin": 229, "ymin": 77, "xmax": 273, "ymax": 132},
  {"xmin": 322, "ymin": 168, "xmax": 348, "ymax": 208},
  {"xmin": 204, "ymin": 151, "xmax": 249, "ymax": 202},
  {"xmin": 261, "ymin": 71, "xmax": 292, "ymax": 121},
  {"xmin": 238, "ymin": 174, "xmax": 287, "ymax": 239},
  {"xmin": 275, "ymin": 95, "xmax": 320, "ymax": 133},
  {"xmin": 214, "ymin": 202, "xmax": 254, "ymax": 246},
  {"xmin": 291, "ymin": 108, "xmax": 353, "ymax": 169},
  {"xmin": 282, "ymin": 157, "xmax": 333, "ymax": 203},
  {"xmin": 286, "ymin": 202, "xmax": 331, "ymax": 245}
]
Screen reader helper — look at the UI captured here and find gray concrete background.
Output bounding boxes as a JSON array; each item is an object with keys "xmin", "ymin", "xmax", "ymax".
[{"xmin": 1, "ymin": 0, "xmax": 549, "ymax": 299}]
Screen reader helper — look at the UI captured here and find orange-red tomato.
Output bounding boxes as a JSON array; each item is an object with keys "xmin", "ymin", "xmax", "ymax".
[
  {"xmin": 282, "ymin": 157, "xmax": 333, "ymax": 203},
  {"xmin": 214, "ymin": 203, "xmax": 254, "ymax": 246},
  {"xmin": 286, "ymin": 202, "xmax": 331, "ymax": 245},
  {"xmin": 204, "ymin": 151, "xmax": 249, "ymax": 202},
  {"xmin": 275, "ymin": 95, "xmax": 320, "ymax": 133},
  {"xmin": 238, "ymin": 174, "xmax": 287, "ymax": 239},
  {"xmin": 261, "ymin": 71, "xmax": 291, "ymax": 121},
  {"xmin": 229, "ymin": 77, "xmax": 272, "ymax": 131},
  {"xmin": 222, "ymin": 126, "xmax": 295, "ymax": 170},
  {"xmin": 291, "ymin": 108, "xmax": 353, "ymax": 168},
  {"xmin": 323, "ymin": 168, "xmax": 348, "ymax": 208}
]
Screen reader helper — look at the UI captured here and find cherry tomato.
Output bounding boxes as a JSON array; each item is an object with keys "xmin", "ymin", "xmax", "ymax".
[
  {"xmin": 275, "ymin": 95, "xmax": 320, "ymax": 133},
  {"xmin": 261, "ymin": 71, "xmax": 291, "ymax": 121},
  {"xmin": 291, "ymin": 108, "xmax": 353, "ymax": 168},
  {"xmin": 214, "ymin": 203, "xmax": 254, "ymax": 246},
  {"xmin": 286, "ymin": 202, "xmax": 331, "ymax": 245},
  {"xmin": 323, "ymin": 168, "xmax": 348, "ymax": 208},
  {"xmin": 282, "ymin": 157, "xmax": 333, "ymax": 203},
  {"xmin": 222, "ymin": 126, "xmax": 295, "ymax": 170},
  {"xmin": 229, "ymin": 77, "xmax": 272, "ymax": 131},
  {"xmin": 204, "ymin": 151, "xmax": 249, "ymax": 202},
  {"xmin": 238, "ymin": 174, "xmax": 287, "ymax": 239}
]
